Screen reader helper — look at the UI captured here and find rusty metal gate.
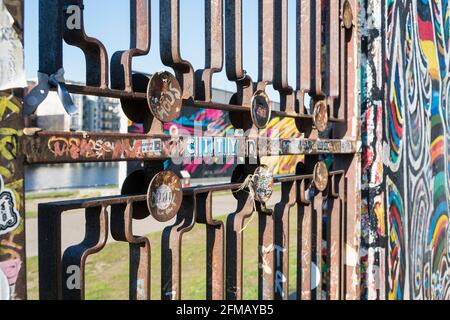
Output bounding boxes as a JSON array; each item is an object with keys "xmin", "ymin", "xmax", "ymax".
[{"xmin": 0, "ymin": 0, "xmax": 360, "ymax": 300}]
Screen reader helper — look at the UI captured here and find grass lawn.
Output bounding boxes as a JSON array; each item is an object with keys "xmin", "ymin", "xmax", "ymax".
[
  {"xmin": 25, "ymin": 191, "xmax": 81, "ymax": 200},
  {"xmin": 26, "ymin": 210, "xmax": 300, "ymax": 300},
  {"xmin": 25, "ymin": 190, "xmax": 108, "ymax": 219}
]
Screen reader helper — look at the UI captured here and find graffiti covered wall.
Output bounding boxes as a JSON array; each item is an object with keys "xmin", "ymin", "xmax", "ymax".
[
  {"xmin": 383, "ymin": 0, "xmax": 450, "ymax": 299},
  {"xmin": 360, "ymin": 0, "xmax": 387, "ymax": 300}
]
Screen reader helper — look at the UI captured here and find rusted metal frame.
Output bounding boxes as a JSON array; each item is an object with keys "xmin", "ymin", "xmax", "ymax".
[
  {"xmin": 195, "ymin": 0, "xmax": 223, "ymax": 102},
  {"xmin": 160, "ymin": 0, "xmax": 195, "ymax": 99},
  {"xmin": 21, "ymin": 130, "xmax": 359, "ymax": 164},
  {"xmin": 273, "ymin": 0, "xmax": 296, "ymax": 113},
  {"xmin": 111, "ymin": 0, "xmax": 151, "ymax": 91},
  {"xmin": 191, "ymin": 189, "xmax": 225, "ymax": 300},
  {"xmin": 225, "ymin": 0, "xmax": 253, "ymax": 106},
  {"xmin": 61, "ymin": 206, "xmax": 108, "ymax": 300},
  {"xmin": 110, "ymin": 201, "xmax": 151, "ymax": 300},
  {"xmin": 291, "ymin": 169, "xmax": 346, "ymax": 300},
  {"xmin": 312, "ymin": 170, "xmax": 345, "ymax": 300},
  {"xmin": 273, "ymin": 180, "xmax": 297, "ymax": 300},
  {"xmin": 267, "ymin": 170, "xmax": 345, "ymax": 300},
  {"xmin": 161, "ymin": 194, "xmax": 196, "ymax": 300},
  {"xmin": 225, "ymin": 192, "xmax": 255, "ymax": 300},
  {"xmin": 37, "ymin": 195, "xmax": 145, "ymax": 300},
  {"xmin": 62, "ymin": 0, "xmax": 109, "ymax": 88},
  {"xmin": 47, "ymin": 83, "xmax": 347, "ymax": 122},
  {"xmin": 326, "ymin": 172, "xmax": 345, "ymax": 300}
]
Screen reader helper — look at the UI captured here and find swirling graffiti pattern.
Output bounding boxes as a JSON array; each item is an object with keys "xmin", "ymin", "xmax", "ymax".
[{"xmin": 385, "ymin": 0, "xmax": 450, "ymax": 300}]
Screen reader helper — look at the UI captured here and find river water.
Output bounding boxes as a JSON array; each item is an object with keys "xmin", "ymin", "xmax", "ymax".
[{"xmin": 25, "ymin": 163, "xmax": 120, "ymax": 191}]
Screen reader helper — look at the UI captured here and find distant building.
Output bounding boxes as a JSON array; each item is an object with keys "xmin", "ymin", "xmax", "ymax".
[{"xmin": 81, "ymin": 95, "xmax": 121, "ymax": 132}]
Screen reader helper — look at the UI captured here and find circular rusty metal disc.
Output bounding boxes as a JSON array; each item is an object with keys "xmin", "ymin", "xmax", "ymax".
[
  {"xmin": 313, "ymin": 100, "xmax": 329, "ymax": 132},
  {"xmin": 252, "ymin": 165, "xmax": 274, "ymax": 203},
  {"xmin": 147, "ymin": 171, "xmax": 182, "ymax": 222},
  {"xmin": 343, "ymin": 0, "xmax": 353, "ymax": 30},
  {"xmin": 147, "ymin": 71, "xmax": 182, "ymax": 122},
  {"xmin": 313, "ymin": 161, "xmax": 329, "ymax": 192},
  {"xmin": 251, "ymin": 90, "xmax": 272, "ymax": 129}
]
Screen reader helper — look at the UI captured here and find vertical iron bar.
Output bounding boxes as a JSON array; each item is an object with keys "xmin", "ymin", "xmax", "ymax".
[
  {"xmin": 274, "ymin": 0, "xmax": 295, "ymax": 112},
  {"xmin": 196, "ymin": 192, "xmax": 225, "ymax": 300},
  {"xmin": 298, "ymin": 181, "xmax": 312, "ymax": 300},
  {"xmin": 38, "ymin": 205, "xmax": 63, "ymax": 300},
  {"xmin": 206, "ymin": 223, "xmax": 224, "ymax": 300},
  {"xmin": 161, "ymin": 195, "xmax": 196, "ymax": 300},
  {"xmin": 125, "ymin": 203, "xmax": 151, "ymax": 300},
  {"xmin": 338, "ymin": 0, "xmax": 360, "ymax": 300},
  {"xmin": 327, "ymin": 0, "xmax": 340, "ymax": 113},
  {"xmin": 312, "ymin": 0, "xmax": 323, "ymax": 96},
  {"xmin": 111, "ymin": 0, "xmax": 151, "ymax": 91},
  {"xmin": 39, "ymin": 0, "xmax": 63, "ymax": 75},
  {"xmin": 61, "ymin": 206, "xmax": 109, "ymax": 300},
  {"xmin": 274, "ymin": 181, "xmax": 297, "ymax": 300},
  {"xmin": 297, "ymin": 0, "xmax": 312, "ymax": 95},
  {"xmin": 196, "ymin": 0, "xmax": 223, "ymax": 102},
  {"xmin": 258, "ymin": 0, "xmax": 274, "ymax": 84},
  {"xmin": 225, "ymin": 0, "xmax": 253, "ymax": 105},
  {"xmin": 225, "ymin": 0, "xmax": 245, "ymax": 82},
  {"xmin": 110, "ymin": 203, "xmax": 150, "ymax": 300},
  {"xmin": 62, "ymin": 0, "xmax": 109, "ymax": 88},
  {"xmin": 160, "ymin": 0, "xmax": 195, "ymax": 98},
  {"xmin": 312, "ymin": 191, "xmax": 324, "ymax": 299},
  {"xmin": 225, "ymin": 194, "xmax": 254, "ymax": 300},
  {"xmin": 299, "ymin": 206, "xmax": 312, "ymax": 300},
  {"xmin": 258, "ymin": 206, "xmax": 275, "ymax": 300},
  {"xmin": 326, "ymin": 175, "xmax": 343, "ymax": 300}
]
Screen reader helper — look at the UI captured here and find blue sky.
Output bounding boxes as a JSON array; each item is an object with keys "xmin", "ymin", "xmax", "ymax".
[{"xmin": 24, "ymin": 0, "xmax": 298, "ymax": 102}]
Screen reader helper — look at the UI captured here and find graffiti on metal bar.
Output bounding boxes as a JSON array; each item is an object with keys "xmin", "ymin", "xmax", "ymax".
[{"xmin": 22, "ymin": 132, "xmax": 358, "ymax": 164}]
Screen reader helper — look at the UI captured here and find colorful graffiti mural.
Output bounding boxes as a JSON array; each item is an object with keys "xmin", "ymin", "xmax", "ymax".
[
  {"xmin": 129, "ymin": 106, "xmax": 303, "ymax": 179},
  {"xmin": 384, "ymin": 0, "xmax": 450, "ymax": 299}
]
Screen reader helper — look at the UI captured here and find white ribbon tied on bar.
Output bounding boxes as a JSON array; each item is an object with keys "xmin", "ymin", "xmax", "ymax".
[
  {"xmin": 234, "ymin": 174, "xmax": 257, "ymax": 234},
  {"xmin": 23, "ymin": 68, "xmax": 77, "ymax": 115}
]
